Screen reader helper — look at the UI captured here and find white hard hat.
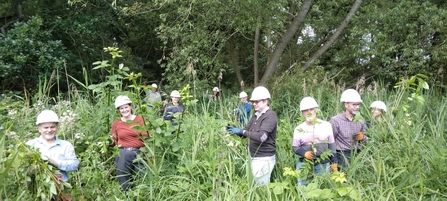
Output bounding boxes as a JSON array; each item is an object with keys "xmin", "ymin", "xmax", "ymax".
[
  {"xmin": 370, "ymin": 101, "xmax": 387, "ymax": 112},
  {"xmin": 213, "ymin": 87, "xmax": 220, "ymax": 92},
  {"xmin": 299, "ymin": 97, "xmax": 319, "ymax": 111},
  {"xmin": 340, "ymin": 89, "xmax": 362, "ymax": 103},
  {"xmin": 170, "ymin": 90, "xmax": 181, "ymax": 97},
  {"xmin": 114, "ymin": 95, "xmax": 132, "ymax": 108},
  {"xmin": 36, "ymin": 110, "xmax": 59, "ymax": 125},
  {"xmin": 239, "ymin": 91, "xmax": 248, "ymax": 98},
  {"xmin": 151, "ymin": 83, "xmax": 158, "ymax": 88},
  {"xmin": 250, "ymin": 86, "xmax": 271, "ymax": 100}
]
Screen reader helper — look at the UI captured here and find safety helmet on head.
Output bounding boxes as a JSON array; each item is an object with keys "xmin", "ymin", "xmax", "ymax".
[
  {"xmin": 36, "ymin": 110, "xmax": 59, "ymax": 125},
  {"xmin": 300, "ymin": 97, "xmax": 319, "ymax": 111},
  {"xmin": 114, "ymin": 95, "xmax": 132, "ymax": 108},
  {"xmin": 250, "ymin": 86, "xmax": 271, "ymax": 101},
  {"xmin": 340, "ymin": 89, "xmax": 362, "ymax": 103},
  {"xmin": 370, "ymin": 101, "xmax": 387, "ymax": 112},
  {"xmin": 151, "ymin": 83, "xmax": 158, "ymax": 88},
  {"xmin": 239, "ymin": 91, "xmax": 248, "ymax": 98},
  {"xmin": 170, "ymin": 90, "xmax": 181, "ymax": 98},
  {"xmin": 213, "ymin": 87, "xmax": 220, "ymax": 92}
]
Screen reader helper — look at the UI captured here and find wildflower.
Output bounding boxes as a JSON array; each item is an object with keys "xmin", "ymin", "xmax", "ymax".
[
  {"xmin": 330, "ymin": 171, "xmax": 347, "ymax": 183},
  {"xmin": 75, "ymin": 133, "xmax": 85, "ymax": 139},
  {"xmin": 119, "ymin": 63, "xmax": 124, "ymax": 69},
  {"xmin": 8, "ymin": 131, "xmax": 17, "ymax": 138},
  {"xmin": 406, "ymin": 121, "xmax": 412, "ymax": 126},
  {"xmin": 283, "ymin": 167, "xmax": 300, "ymax": 177}
]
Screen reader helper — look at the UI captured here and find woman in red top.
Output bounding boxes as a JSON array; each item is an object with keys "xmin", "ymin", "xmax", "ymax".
[{"xmin": 111, "ymin": 95, "xmax": 149, "ymax": 191}]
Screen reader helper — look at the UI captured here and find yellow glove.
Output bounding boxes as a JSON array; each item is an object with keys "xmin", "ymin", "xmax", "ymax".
[
  {"xmin": 330, "ymin": 163, "xmax": 338, "ymax": 172},
  {"xmin": 304, "ymin": 151, "xmax": 314, "ymax": 159},
  {"xmin": 356, "ymin": 132, "xmax": 364, "ymax": 141}
]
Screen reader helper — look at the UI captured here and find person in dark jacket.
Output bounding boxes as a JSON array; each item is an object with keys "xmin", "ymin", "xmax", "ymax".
[
  {"xmin": 163, "ymin": 90, "xmax": 184, "ymax": 125},
  {"xmin": 227, "ymin": 86, "xmax": 277, "ymax": 185}
]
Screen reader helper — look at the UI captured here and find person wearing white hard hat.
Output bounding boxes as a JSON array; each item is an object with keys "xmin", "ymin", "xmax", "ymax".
[
  {"xmin": 329, "ymin": 89, "xmax": 368, "ymax": 169},
  {"xmin": 111, "ymin": 95, "xmax": 150, "ymax": 190},
  {"xmin": 370, "ymin": 100, "xmax": 386, "ymax": 119},
  {"xmin": 227, "ymin": 86, "xmax": 277, "ymax": 185},
  {"xmin": 292, "ymin": 97, "xmax": 338, "ymax": 186},
  {"xmin": 235, "ymin": 91, "xmax": 251, "ymax": 126},
  {"xmin": 163, "ymin": 90, "xmax": 184, "ymax": 125},
  {"xmin": 26, "ymin": 110, "xmax": 79, "ymax": 182},
  {"xmin": 210, "ymin": 87, "xmax": 221, "ymax": 101},
  {"xmin": 147, "ymin": 83, "xmax": 162, "ymax": 109}
]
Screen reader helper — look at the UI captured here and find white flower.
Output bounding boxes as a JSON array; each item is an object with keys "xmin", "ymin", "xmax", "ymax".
[
  {"xmin": 119, "ymin": 63, "xmax": 124, "ymax": 69},
  {"xmin": 75, "ymin": 133, "xmax": 85, "ymax": 139},
  {"xmin": 8, "ymin": 131, "xmax": 17, "ymax": 138}
]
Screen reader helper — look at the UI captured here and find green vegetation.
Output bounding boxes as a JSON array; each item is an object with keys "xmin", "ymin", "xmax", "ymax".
[
  {"xmin": 0, "ymin": 50, "xmax": 446, "ymax": 200},
  {"xmin": 2, "ymin": 0, "xmax": 447, "ymax": 199}
]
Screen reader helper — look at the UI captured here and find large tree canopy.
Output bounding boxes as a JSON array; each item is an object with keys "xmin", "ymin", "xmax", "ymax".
[{"xmin": 1, "ymin": 0, "xmax": 447, "ymax": 93}]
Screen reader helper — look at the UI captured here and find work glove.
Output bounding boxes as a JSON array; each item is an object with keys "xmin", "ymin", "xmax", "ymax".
[
  {"xmin": 356, "ymin": 132, "xmax": 364, "ymax": 141},
  {"xmin": 304, "ymin": 151, "xmax": 314, "ymax": 159},
  {"xmin": 330, "ymin": 163, "xmax": 338, "ymax": 172},
  {"xmin": 226, "ymin": 126, "xmax": 243, "ymax": 135}
]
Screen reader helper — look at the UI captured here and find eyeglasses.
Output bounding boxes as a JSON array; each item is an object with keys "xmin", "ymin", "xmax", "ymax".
[{"xmin": 251, "ymin": 99, "xmax": 265, "ymax": 104}]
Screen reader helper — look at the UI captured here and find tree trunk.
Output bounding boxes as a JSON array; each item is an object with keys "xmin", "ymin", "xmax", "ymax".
[
  {"xmin": 253, "ymin": 12, "xmax": 261, "ymax": 87},
  {"xmin": 301, "ymin": 0, "xmax": 363, "ymax": 72},
  {"xmin": 259, "ymin": 0, "xmax": 313, "ymax": 85},
  {"xmin": 228, "ymin": 37, "xmax": 243, "ymax": 86}
]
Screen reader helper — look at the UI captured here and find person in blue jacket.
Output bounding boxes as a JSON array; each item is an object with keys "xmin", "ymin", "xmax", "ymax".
[
  {"xmin": 163, "ymin": 90, "xmax": 184, "ymax": 125},
  {"xmin": 236, "ymin": 91, "xmax": 251, "ymax": 126}
]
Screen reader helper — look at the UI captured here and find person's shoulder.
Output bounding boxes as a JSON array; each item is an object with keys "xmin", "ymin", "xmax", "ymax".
[
  {"xmin": 25, "ymin": 137, "xmax": 39, "ymax": 146},
  {"xmin": 134, "ymin": 115, "xmax": 145, "ymax": 122},
  {"xmin": 318, "ymin": 118, "xmax": 330, "ymax": 124},
  {"xmin": 54, "ymin": 138, "xmax": 74, "ymax": 147},
  {"xmin": 112, "ymin": 119, "xmax": 122, "ymax": 125},
  {"xmin": 330, "ymin": 113, "xmax": 344, "ymax": 120},
  {"xmin": 294, "ymin": 122, "xmax": 307, "ymax": 130},
  {"xmin": 266, "ymin": 108, "xmax": 277, "ymax": 115}
]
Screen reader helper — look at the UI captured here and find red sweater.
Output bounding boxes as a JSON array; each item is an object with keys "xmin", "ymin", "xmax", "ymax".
[{"xmin": 111, "ymin": 115, "xmax": 149, "ymax": 148}]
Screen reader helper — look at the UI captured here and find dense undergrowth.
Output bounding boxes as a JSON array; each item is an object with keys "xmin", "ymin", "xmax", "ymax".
[{"xmin": 1, "ymin": 49, "xmax": 446, "ymax": 200}]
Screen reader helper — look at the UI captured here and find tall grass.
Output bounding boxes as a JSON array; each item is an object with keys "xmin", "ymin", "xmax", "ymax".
[{"xmin": 0, "ymin": 73, "xmax": 446, "ymax": 200}]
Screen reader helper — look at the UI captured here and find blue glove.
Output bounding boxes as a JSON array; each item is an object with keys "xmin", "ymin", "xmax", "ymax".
[{"xmin": 226, "ymin": 126, "xmax": 243, "ymax": 135}]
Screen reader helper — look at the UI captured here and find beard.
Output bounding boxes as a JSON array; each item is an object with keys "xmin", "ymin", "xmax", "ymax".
[{"xmin": 305, "ymin": 116, "xmax": 316, "ymax": 122}]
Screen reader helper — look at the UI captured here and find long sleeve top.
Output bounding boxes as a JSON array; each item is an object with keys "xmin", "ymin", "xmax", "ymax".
[
  {"xmin": 292, "ymin": 119, "xmax": 337, "ymax": 164},
  {"xmin": 237, "ymin": 102, "xmax": 252, "ymax": 126},
  {"xmin": 148, "ymin": 91, "xmax": 162, "ymax": 102},
  {"xmin": 26, "ymin": 137, "xmax": 79, "ymax": 181},
  {"xmin": 330, "ymin": 113, "xmax": 368, "ymax": 151},
  {"xmin": 111, "ymin": 115, "xmax": 148, "ymax": 148},
  {"xmin": 242, "ymin": 108, "xmax": 277, "ymax": 157},
  {"xmin": 163, "ymin": 102, "xmax": 184, "ymax": 125}
]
